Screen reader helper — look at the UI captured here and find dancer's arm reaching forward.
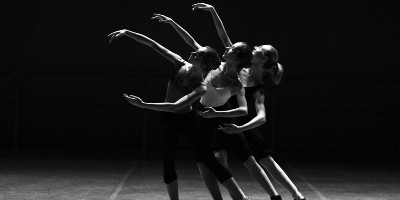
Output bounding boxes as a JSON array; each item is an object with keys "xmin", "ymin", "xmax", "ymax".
[
  {"xmin": 219, "ymin": 90, "xmax": 266, "ymax": 134},
  {"xmin": 151, "ymin": 13, "xmax": 202, "ymax": 50},
  {"xmin": 123, "ymin": 83, "xmax": 206, "ymax": 112},
  {"xmin": 197, "ymin": 85, "xmax": 247, "ymax": 119},
  {"xmin": 108, "ymin": 29, "xmax": 185, "ymax": 67},
  {"xmin": 192, "ymin": 3, "xmax": 232, "ymax": 47}
]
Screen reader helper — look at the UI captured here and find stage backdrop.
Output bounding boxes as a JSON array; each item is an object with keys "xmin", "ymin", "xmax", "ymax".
[{"xmin": 1, "ymin": 0, "xmax": 398, "ymax": 157}]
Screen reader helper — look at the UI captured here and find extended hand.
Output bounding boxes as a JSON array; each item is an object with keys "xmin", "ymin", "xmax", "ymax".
[
  {"xmin": 123, "ymin": 94, "xmax": 145, "ymax": 108},
  {"xmin": 218, "ymin": 123, "xmax": 241, "ymax": 134},
  {"xmin": 192, "ymin": 3, "xmax": 214, "ymax": 11},
  {"xmin": 108, "ymin": 29, "xmax": 128, "ymax": 42},
  {"xmin": 151, "ymin": 13, "xmax": 173, "ymax": 23},
  {"xmin": 197, "ymin": 107, "xmax": 217, "ymax": 118}
]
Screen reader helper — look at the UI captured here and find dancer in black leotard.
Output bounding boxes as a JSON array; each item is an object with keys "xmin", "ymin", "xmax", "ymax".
[
  {"xmin": 110, "ymin": 14, "xmax": 250, "ymax": 200},
  {"xmin": 193, "ymin": 3, "xmax": 306, "ymax": 200}
]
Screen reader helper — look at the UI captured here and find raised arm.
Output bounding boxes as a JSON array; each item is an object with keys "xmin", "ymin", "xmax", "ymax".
[
  {"xmin": 151, "ymin": 13, "xmax": 202, "ymax": 51},
  {"xmin": 108, "ymin": 29, "xmax": 185, "ymax": 66},
  {"xmin": 192, "ymin": 3, "xmax": 232, "ymax": 47},
  {"xmin": 123, "ymin": 84, "xmax": 207, "ymax": 112}
]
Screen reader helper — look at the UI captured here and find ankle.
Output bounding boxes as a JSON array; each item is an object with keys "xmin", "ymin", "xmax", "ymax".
[{"xmin": 293, "ymin": 193, "xmax": 305, "ymax": 200}]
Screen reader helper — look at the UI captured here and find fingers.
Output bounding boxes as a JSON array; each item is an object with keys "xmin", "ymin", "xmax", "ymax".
[
  {"xmin": 192, "ymin": 4, "xmax": 202, "ymax": 11},
  {"xmin": 129, "ymin": 95, "xmax": 140, "ymax": 99},
  {"xmin": 108, "ymin": 33, "xmax": 115, "ymax": 43},
  {"xmin": 109, "ymin": 37, "xmax": 115, "ymax": 43},
  {"xmin": 192, "ymin": 3, "xmax": 208, "ymax": 11},
  {"xmin": 122, "ymin": 94, "xmax": 139, "ymax": 100},
  {"xmin": 107, "ymin": 31, "xmax": 120, "ymax": 37},
  {"xmin": 153, "ymin": 13, "xmax": 166, "ymax": 18},
  {"xmin": 204, "ymin": 107, "xmax": 213, "ymax": 111},
  {"xmin": 222, "ymin": 123, "xmax": 233, "ymax": 127},
  {"xmin": 151, "ymin": 13, "xmax": 169, "ymax": 22},
  {"xmin": 151, "ymin": 17, "xmax": 167, "ymax": 23},
  {"xmin": 108, "ymin": 32, "xmax": 122, "ymax": 43}
]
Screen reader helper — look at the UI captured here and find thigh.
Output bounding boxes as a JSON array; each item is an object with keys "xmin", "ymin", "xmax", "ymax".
[
  {"xmin": 225, "ymin": 132, "xmax": 253, "ymax": 163},
  {"xmin": 160, "ymin": 113, "xmax": 180, "ymax": 152},
  {"xmin": 244, "ymin": 128, "xmax": 274, "ymax": 160}
]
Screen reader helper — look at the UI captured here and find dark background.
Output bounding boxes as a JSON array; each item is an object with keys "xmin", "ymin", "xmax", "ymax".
[{"xmin": 1, "ymin": 0, "xmax": 399, "ymax": 160}]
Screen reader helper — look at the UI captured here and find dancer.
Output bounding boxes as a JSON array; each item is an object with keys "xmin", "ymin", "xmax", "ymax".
[
  {"xmin": 193, "ymin": 3, "xmax": 306, "ymax": 200},
  {"xmin": 109, "ymin": 15, "xmax": 250, "ymax": 200},
  {"xmin": 147, "ymin": 13, "xmax": 281, "ymax": 200}
]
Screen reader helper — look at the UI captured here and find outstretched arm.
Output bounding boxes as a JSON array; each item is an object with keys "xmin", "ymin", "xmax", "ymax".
[
  {"xmin": 152, "ymin": 13, "xmax": 202, "ymax": 51},
  {"xmin": 198, "ymin": 86, "xmax": 248, "ymax": 118},
  {"xmin": 123, "ymin": 84, "xmax": 207, "ymax": 112},
  {"xmin": 192, "ymin": 3, "xmax": 232, "ymax": 47},
  {"xmin": 219, "ymin": 90, "xmax": 266, "ymax": 134},
  {"xmin": 108, "ymin": 29, "xmax": 185, "ymax": 66}
]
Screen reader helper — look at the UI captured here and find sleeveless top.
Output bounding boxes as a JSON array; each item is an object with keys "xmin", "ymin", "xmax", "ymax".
[
  {"xmin": 200, "ymin": 69, "xmax": 239, "ymax": 107},
  {"xmin": 165, "ymin": 63, "xmax": 203, "ymax": 112}
]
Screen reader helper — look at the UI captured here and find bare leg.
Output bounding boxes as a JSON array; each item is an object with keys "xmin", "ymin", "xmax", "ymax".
[
  {"xmin": 197, "ymin": 161, "xmax": 247, "ymax": 200},
  {"xmin": 214, "ymin": 150, "xmax": 240, "ymax": 200},
  {"xmin": 197, "ymin": 163, "xmax": 223, "ymax": 200},
  {"xmin": 166, "ymin": 180, "xmax": 179, "ymax": 200},
  {"xmin": 221, "ymin": 177, "xmax": 247, "ymax": 200},
  {"xmin": 260, "ymin": 156, "xmax": 304, "ymax": 200},
  {"xmin": 243, "ymin": 156, "xmax": 279, "ymax": 197}
]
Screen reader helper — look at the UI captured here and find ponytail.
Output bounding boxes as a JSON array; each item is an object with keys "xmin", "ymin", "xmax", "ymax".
[{"xmin": 272, "ymin": 63, "xmax": 283, "ymax": 85}]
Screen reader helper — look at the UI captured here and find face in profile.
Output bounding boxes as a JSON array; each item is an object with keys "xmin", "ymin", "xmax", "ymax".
[
  {"xmin": 188, "ymin": 47, "xmax": 207, "ymax": 68},
  {"xmin": 222, "ymin": 43, "xmax": 243, "ymax": 61}
]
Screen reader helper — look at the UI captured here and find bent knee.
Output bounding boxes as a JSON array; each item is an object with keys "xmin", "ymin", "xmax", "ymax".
[{"xmin": 214, "ymin": 150, "xmax": 228, "ymax": 165}]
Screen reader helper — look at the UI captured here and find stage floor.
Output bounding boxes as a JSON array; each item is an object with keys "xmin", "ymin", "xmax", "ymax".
[{"xmin": 0, "ymin": 148, "xmax": 399, "ymax": 200}]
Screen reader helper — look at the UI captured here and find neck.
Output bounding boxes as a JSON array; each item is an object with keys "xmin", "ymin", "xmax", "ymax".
[
  {"xmin": 190, "ymin": 65, "xmax": 204, "ymax": 79},
  {"xmin": 249, "ymin": 63, "xmax": 266, "ymax": 84},
  {"xmin": 223, "ymin": 61, "xmax": 238, "ymax": 75}
]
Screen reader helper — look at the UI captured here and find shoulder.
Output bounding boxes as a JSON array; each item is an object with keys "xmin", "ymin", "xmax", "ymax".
[
  {"xmin": 231, "ymin": 78, "xmax": 244, "ymax": 95},
  {"xmin": 174, "ymin": 60, "xmax": 190, "ymax": 71},
  {"xmin": 253, "ymin": 87, "xmax": 266, "ymax": 102}
]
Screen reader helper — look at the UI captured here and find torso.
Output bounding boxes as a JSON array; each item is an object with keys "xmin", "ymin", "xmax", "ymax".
[
  {"xmin": 200, "ymin": 64, "xmax": 242, "ymax": 107},
  {"xmin": 236, "ymin": 68, "xmax": 265, "ymax": 122},
  {"xmin": 164, "ymin": 62, "xmax": 203, "ymax": 113}
]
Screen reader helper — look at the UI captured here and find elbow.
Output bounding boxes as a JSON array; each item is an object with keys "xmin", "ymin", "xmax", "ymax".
[
  {"xmin": 257, "ymin": 112, "xmax": 267, "ymax": 124},
  {"xmin": 241, "ymin": 107, "xmax": 248, "ymax": 116},
  {"xmin": 259, "ymin": 116, "xmax": 267, "ymax": 124}
]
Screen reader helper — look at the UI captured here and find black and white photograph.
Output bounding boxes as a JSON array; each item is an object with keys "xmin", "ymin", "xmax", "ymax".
[{"xmin": 1, "ymin": 0, "xmax": 399, "ymax": 199}]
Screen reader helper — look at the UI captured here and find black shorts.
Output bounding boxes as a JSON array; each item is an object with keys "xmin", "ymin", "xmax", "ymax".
[{"xmin": 243, "ymin": 127, "xmax": 274, "ymax": 161}]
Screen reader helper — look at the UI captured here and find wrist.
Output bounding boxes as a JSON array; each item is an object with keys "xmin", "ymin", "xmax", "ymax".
[{"xmin": 139, "ymin": 102, "xmax": 146, "ymax": 108}]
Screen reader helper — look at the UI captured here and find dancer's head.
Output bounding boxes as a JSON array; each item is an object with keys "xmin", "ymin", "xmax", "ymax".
[
  {"xmin": 252, "ymin": 45, "xmax": 283, "ymax": 85},
  {"xmin": 223, "ymin": 42, "xmax": 252, "ymax": 72},
  {"xmin": 189, "ymin": 46, "xmax": 221, "ymax": 74}
]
